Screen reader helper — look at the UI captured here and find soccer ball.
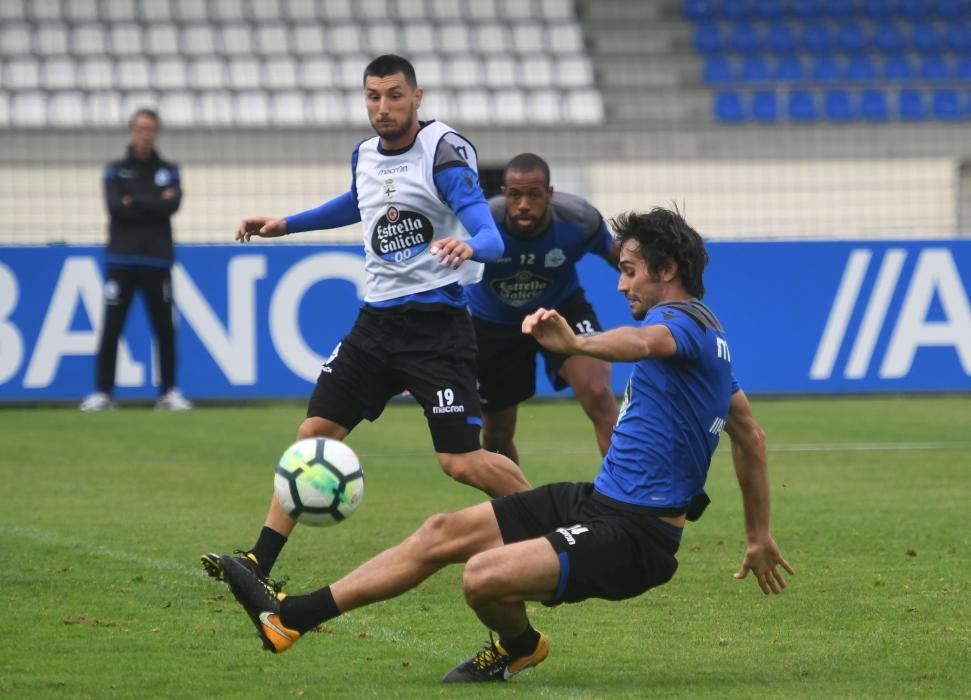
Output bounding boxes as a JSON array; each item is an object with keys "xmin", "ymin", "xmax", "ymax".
[{"xmin": 273, "ymin": 437, "xmax": 365, "ymax": 527}]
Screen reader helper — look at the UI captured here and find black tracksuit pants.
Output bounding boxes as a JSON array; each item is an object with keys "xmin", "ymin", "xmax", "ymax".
[{"xmin": 96, "ymin": 265, "xmax": 176, "ymax": 395}]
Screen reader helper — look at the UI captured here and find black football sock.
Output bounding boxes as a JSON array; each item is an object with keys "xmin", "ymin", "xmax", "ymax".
[
  {"xmin": 499, "ymin": 623, "xmax": 541, "ymax": 658},
  {"xmin": 279, "ymin": 586, "xmax": 340, "ymax": 633},
  {"xmin": 249, "ymin": 527, "xmax": 287, "ymax": 577}
]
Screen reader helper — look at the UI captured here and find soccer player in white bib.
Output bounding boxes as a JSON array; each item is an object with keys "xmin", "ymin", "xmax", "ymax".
[{"xmin": 202, "ymin": 55, "xmax": 531, "ymax": 588}]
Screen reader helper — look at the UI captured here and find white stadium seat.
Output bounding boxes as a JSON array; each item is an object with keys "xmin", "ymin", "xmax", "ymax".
[
  {"xmin": 499, "ymin": 0, "xmax": 535, "ymax": 20},
  {"xmin": 494, "ymin": 89, "xmax": 528, "ymax": 123},
  {"xmin": 48, "ymin": 93, "xmax": 87, "ymax": 126},
  {"xmin": 5, "ymin": 59, "xmax": 40, "ymax": 90},
  {"xmin": 153, "ymin": 57, "xmax": 188, "ymax": 90},
  {"xmin": 182, "ymin": 25, "xmax": 217, "ymax": 56},
  {"xmin": 186, "ymin": 58, "xmax": 227, "ymax": 90},
  {"xmin": 439, "ymin": 22, "xmax": 472, "ymax": 54},
  {"xmin": 519, "ymin": 54, "xmax": 554, "ymax": 88},
  {"xmin": 418, "ymin": 89, "xmax": 454, "ymax": 121},
  {"xmin": 11, "ymin": 93, "xmax": 47, "ymax": 126},
  {"xmin": 71, "ymin": 24, "xmax": 108, "ymax": 57},
  {"xmin": 140, "ymin": 0, "xmax": 174, "ymax": 21},
  {"xmin": 234, "ymin": 92, "xmax": 270, "ymax": 126},
  {"xmin": 41, "ymin": 58, "xmax": 77, "ymax": 90},
  {"xmin": 403, "ymin": 24, "xmax": 436, "ymax": 55},
  {"xmin": 467, "ymin": 0, "xmax": 499, "ymax": 20},
  {"xmin": 473, "ymin": 22, "xmax": 510, "ymax": 53},
  {"xmin": 265, "ymin": 57, "xmax": 298, "ymax": 90},
  {"xmin": 270, "ymin": 91, "xmax": 308, "ymax": 125},
  {"xmin": 555, "ymin": 55, "xmax": 594, "ymax": 87},
  {"xmin": 484, "ymin": 55, "xmax": 518, "ymax": 88},
  {"xmin": 120, "ymin": 91, "xmax": 158, "ymax": 117},
  {"xmin": 299, "ymin": 57, "xmax": 337, "ymax": 89},
  {"xmin": 228, "ymin": 57, "xmax": 263, "ymax": 89},
  {"xmin": 110, "ymin": 24, "xmax": 144, "ymax": 56},
  {"xmin": 256, "ymin": 24, "xmax": 290, "ymax": 55},
  {"xmin": 344, "ymin": 90, "xmax": 368, "ymax": 125},
  {"xmin": 283, "ymin": 0, "xmax": 318, "ymax": 21},
  {"xmin": 336, "ymin": 54, "xmax": 368, "ymax": 88},
  {"xmin": 78, "ymin": 59, "xmax": 115, "ymax": 90},
  {"xmin": 87, "ymin": 91, "xmax": 124, "ymax": 126},
  {"xmin": 64, "ymin": 0, "xmax": 99, "ymax": 22},
  {"xmin": 444, "ymin": 55, "xmax": 482, "ymax": 86},
  {"xmin": 309, "ymin": 91, "xmax": 350, "ymax": 125},
  {"xmin": 211, "ymin": 0, "xmax": 248, "ymax": 21},
  {"xmin": 1, "ymin": 24, "xmax": 32, "ymax": 56},
  {"xmin": 29, "ymin": 0, "xmax": 62, "ymax": 22},
  {"xmin": 0, "ymin": 93, "xmax": 8, "ymax": 127},
  {"xmin": 220, "ymin": 24, "xmax": 254, "ymax": 56},
  {"xmin": 198, "ymin": 91, "xmax": 235, "ymax": 125},
  {"xmin": 356, "ymin": 0, "xmax": 390, "ymax": 20},
  {"xmin": 563, "ymin": 88, "xmax": 604, "ymax": 124},
  {"xmin": 145, "ymin": 24, "xmax": 180, "ymax": 57},
  {"xmin": 328, "ymin": 23, "xmax": 364, "ymax": 55},
  {"xmin": 428, "ymin": 0, "xmax": 464, "ymax": 20},
  {"xmin": 547, "ymin": 23, "xmax": 585, "ymax": 54},
  {"xmin": 116, "ymin": 57, "xmax": 151, "ymax": 90},
  {"xmin": 366, "ymin": 22, "xmax": 403, "ymax": 55},
  {"xmin": 319, "ymin": 0, "xmax": 354, "ymax": 20},
  {"xmin": 538, "ymin": 0, "xmax": 575, "ymax": 20},
  {"xmin": 0, "ymin": 0, "xmax": 27, "ymax": 21},
  {"xmin": 526, "ymin": 89, "xmax": 562, "ymax": 123},
  {"xmin": 411, "ymin": 54, "xmax": 444, "ymax": 87},
  {"xmin": 173, "ymin": 0, "xmax": 208, "ymax": 21},
  {"xmin": 511, "ymin": 23, "xmax": 546, "ymax": 53},
  {"xmin": 251, "ymin": 0, "xmax": 284, "ymax": 21},
  {"xmin": 103, "ymin": 0, "xmax": 139, "ymax": 22},
  {"xmin": 292, "ymin": 25, "xmax": 326, "ymax": 55},
  {"xmin": 393, "ymin": 0, "xmax": 427, "ymax": 20},
  {"xmin": 455, "ymin": 90, "xmax": 493, "ymax": 125},
  {"xmin": 157, "ymin": 91, "xmax": 196, "ymax": 125},
  {"xmin": 34, "ymin": 23, "xmax": 70, "ymax": 56}
]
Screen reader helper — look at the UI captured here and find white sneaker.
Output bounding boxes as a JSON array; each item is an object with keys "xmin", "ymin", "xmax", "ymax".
[
  {"xmin": 156, "ymin": 388, "xmax": 193, "ymax": 412},
  {"xmin": 80, "ymin": 392, "xmax": 115, "ymax": 412}
]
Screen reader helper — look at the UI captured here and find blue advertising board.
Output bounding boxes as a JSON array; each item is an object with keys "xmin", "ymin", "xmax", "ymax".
[{"xmin": 0, "ymin": 240, "xmax": 969, "ymax": 401}]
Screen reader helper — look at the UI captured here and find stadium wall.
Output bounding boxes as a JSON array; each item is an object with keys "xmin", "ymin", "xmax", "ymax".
[{"xmin": 1, "ymin": 240, "xmax": 969, "ymax": 403}]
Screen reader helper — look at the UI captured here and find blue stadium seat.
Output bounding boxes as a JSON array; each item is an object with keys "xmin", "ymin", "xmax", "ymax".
[
  {"xmin": 730, "ymin": 21, "xmax": 763, "ymax": 52},
  {"xmin": 714, "ymin": 90, "xmax": 745, "ymax": 122},
  {"xmin": 721, "ymin": 0, "xmax": 752, "ymax": 20},
  {"xmin": 684, "ymin": 0, "xmax": 715, "ymax": 20},
  {"xmin": 752, "ymin": 90, "xmax": 779, "ymax": 121},
  {"xmin": 845, "ymin": 54, "xmax": 877, "ymax": 81},
  {"xmin": 788, "ymin": 89, "xmax": 817, "ymax": 121},
  {"xmin": 811, "ymin": 54, "xmax": 841, "ymax": 81},
  {"xmin": 920, "ymin": 54, "xmax": 951, "ymax": 80},
  {"xmin": 802, "ymin": 22, "xmax": 834, "ymax": 53},
  {"xmin": 755, "ymin": 0, "xmax": 785, "ymax": 20},
  {"xmin": 898, "ymin": 88, "xmax": 927, "ymax": 119},
  {"xmin": 695, "ymin": 23, "xmax": 725, "ymax": 53},
  {"xmin": 824, "ymin": 89, "xmax": 854, "ymax": 121},
  {"xmin": 883, "ymin": 54, "xmax": 914, "ymax": 80},
  {"xmin": 790, "ymin": 0, "xmax": 820, "ymax": 19},
  {"xmin": 766, "ymin": 22, "xmax": 797, "ymax": 52},
  {"xmin": 957, "ymin": 56, "xmax": 971, "ymax": 81},
  {"xmin": 740, "ymin": 55, "xmax": 771, "ymax": 81},
  {"xmin": 836, "ymin": 21, "xmax": 867, "ymax": 53},
  {"xmin": 945, "ymin": 23, "xmax": 971, "ymax": 53},
  {"xmin": 774, "ymin": 54, "xmax": 805, "ymax": 81},
  {"xmin": 911, "ymin": 23, "xmax": 943, "ymax": 53},
  {"xmin": 874, "ymin": 22, "xmax": 905, "ymax": 52},
  {"xmin": 860, "ymin": 89, "xmax": 890, "ymax": 120},
  {"xmin": 703, "ymin": 55, "xmax": 735, "ymax": 83},
  {"xmin": 932, "ymin": 0, "xmax": 963, "ymax": 20},
  {"xmin": 823, "ymin": 0, "xmax": 856, "ymax": 18},
  {"xmin": 932, "ymin": 88, "xmax": 963, "ymax": 119},
  {"xmin": 863, "ymin": 0, "xmax": 894, "ymax": 19},
  {"xmin": 897, "ymin": 0, "xmax": 929, "ymax": 19}
]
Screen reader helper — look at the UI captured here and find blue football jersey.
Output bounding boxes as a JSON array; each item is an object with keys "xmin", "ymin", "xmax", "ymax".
[
  {"xmin": 594, "ymin": 300, "xmax": 737, "ymax": 515},
  {"xmin": 465, "ymin": 192, "xmax": 614, "ymax": 324}
]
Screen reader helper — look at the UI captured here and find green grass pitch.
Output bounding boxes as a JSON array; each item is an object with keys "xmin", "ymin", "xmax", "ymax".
[{"xmin": 1, "ymin": 397, "xmax": 969, "ymax": 698}]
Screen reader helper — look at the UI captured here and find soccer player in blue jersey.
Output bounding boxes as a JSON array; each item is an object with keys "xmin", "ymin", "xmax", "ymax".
[
  {"xmin": 202, "ymin": 55, "xmax": 531, "ymax": 588},
  {"xmin": 469, "ymin": 153, "xmax": 619, "ymax": 461},
  {"xmin": 217, "ymin": 207, "xmax": 793, "ymax": 683}
]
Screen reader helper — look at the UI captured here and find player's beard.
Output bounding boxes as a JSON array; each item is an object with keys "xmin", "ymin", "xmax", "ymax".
[{"xmin": 371, "ymin": 113, "xmax": 415, "ymax": 143}]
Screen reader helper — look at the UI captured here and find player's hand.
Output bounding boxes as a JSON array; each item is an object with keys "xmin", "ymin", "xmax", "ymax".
[
  {"xmin": 521, "ymin": 308, "xmax": 579, "ymax": 355},
  {"xmin": 236, "ymin": 216, "xmax": 287, "ymax": 242},
  {"xmin": 429, "ymin": 237, "xmax": 473, "ymax": 269},
  {"xmin": 734, "ymin": 535, "xmax": 794, "ymax": 594}
]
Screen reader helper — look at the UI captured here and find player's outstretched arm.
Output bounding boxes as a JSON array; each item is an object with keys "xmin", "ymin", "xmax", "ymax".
[
  {"xmin": 724, "ymin": 389, "xmax": 794, "ymax": 594},
  {"xmin": 236, "ymin": 216, "xmax": 287, "ymax": 242},
  {"xmin": 522, "ymin": 308, "xmax": 677, "ymax": 362}
]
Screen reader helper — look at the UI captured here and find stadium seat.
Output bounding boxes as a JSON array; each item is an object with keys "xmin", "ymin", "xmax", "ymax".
[
  {"xmin": 751, "ymin": 90, "xmax": 778, "ymax": 122},
  {"xmin": 418, "ymin": 90, "xmax": 455, "ymax": 122},
  {"xmin": 291, "ymin": 26, "xmax": 325, "ymax": 56},
  {"xmin": 116, "ymin": 57, "xmax": 151, "ymax": 90},
  {"xmin": 174, "ymin": 0, "xmax": 209, "ymax": 21},
  {"xmin": 78, "ymin": 59, "xmax": 115, "ymax": 90},
  {"xmin": 299, "ymin": 57, "xmax": 337, "ymax": 89},
  {"xmin": 945, "ymin": 23, "xmax": 971, "ymax": 53},
  {"xmin": 41, "ymin": 58, "xmax": 76, "ymax": 90},
  {"xmin": 862, "ymin": 0, "xmax": 893, "ymax": 19},
  {"xmin": 283, "ymin": 0, "xmax": 319, "ymax": 21},
  {"xmin": 269, "ymin": 91, "xmax": 308, "ymax": 125},
  {"xmin": 774, "ymin": 55, "xmax": 804, "ymax": 81},
  {"xmin": 104, "ymin": 0, "xmax": 137, "ymax": 21},
  {"xmin": 789, "ymin": 0, "xmax": 819, "ymax": 19},
  {"xmin": 366, "ymin": 23, "xmax": 403, "ymax": 55},
  {"xmin": 455, "ymin": 90, "xmax": 492, "ymax": 124},
  {"xmin": 933, "ymin": 0, "xmax": 963, "ymax": 20},
  {"xmin": 898, "ymin": 0, "xmax": 930, "ymax": 19},
  {"xmin": 5, "ymin": 59, "xmax": 40, "ymax": 90},
  {"xmin": 683, "ymin": 0, "xmax": 714, "ymax": 21},
  {"xmin": 484, "ymin": 55, "xmax": 518, "ymax": 88},
  {"xmin": 182, "ymin": 25, "xmax": 217, "ymax": 56},
  {"xmin": 154, "ymin": 57, "xmax": 188, "ymax": 90},
  {"xmin": 563, "ymin": 88, "xmax": 605, "ymax": 123},
  {"xmin": 520, "ymin": 54, "xmax": 555, "ymax": 88},
  {"xmin": 404, "ymin": 22, "xmax": 438, "ymax": 54},
  {"xmin": 787, "ymin": 89, "xmax": 817, "ymax": 121},
  {"xmin": 721, "ymin": 0, "xmax": 752, "ymax": 20},
  {"xmin": 87, "ymin": 91, "xmax": 123, "ymax": 126},
  {"xmin": 321, "ymin": 0, "xmax": 354, "ymax": 20},
  {"xmin": 765, "ymin": 22, "xmax": 797, "ymax": 53},
  {"xmin": 824, "ymin": 89, "xmax": 853, "ymax": 120},
  {"xmin": 920, "ymin": 55, "xmax": 951, "ymax": 81},
  {"xmin": 729, "ymin": 22, "xmax": 762, "ymax": 53},
  {"xmin": 265, "ymin": 57, "xmax": 299, "ymax": 89},
  {"xmin": 822, "ymin": 0, "xmax": 854, "ymax": 18},
  {"xmin": 473, "ymin": 22, "xmax": 510, "ymax": 53},
  {"xmin": 694, "ymin": 24, "xmax": 725, "ymax": 54},
  {"xmin": 48, "ymin": 92, "xmax": 86, "ymax": 127},
  {"xmin": 228, "ymin": 57, "xmax": 263, "ymax": 89},
  {"xmin": 187, "ymin": 58, "xmax": 227, "ymax": 90},
  {"xmin": 428, "ymin": 0, "xmax": 464, "ymax": 20},
  {"xmin": 740, "ymin": 55, "xmax": 771, "ymax": 82},
  {"xmin": 704, "ymin": 55, "xmax": 735, "ymax": 83},
  {"xmin": 234, "ymin": 92, "xmax": 271, "ymax": 126},
  {"xmin": 71, "ymin": 24, "xmax": 108, "ymax": 56},
  {"xmin": 440, "ymin": 22, "xmax": 473, "ymax": 54},
  {"xmin": 494, "ymin": 89, "xmax": 527, "ymax": 123},
  {"xmin": 145, "ymin": 25, "xmax": 180, "ymax": 57},
  {"xmin": 874, "ymin": 22, "xmax": 905, "ymax": 53},
  {"xmin": 555, "ymin": 55, "xmax": 594, "ymax": 88},
  {"xmin": 499, "ymin": 0, "xmax": 535, "ymax": 21},
  {"xmin": 157, "ymin": 91, "xmax": 196, "ymax": 126},
  {"xmin": 526, "ymin": 89, "xmax": 563, "ymax": 123},
  {"xmin": 251, "ymin": 0, "xmax": 285, "ymax": 21},
  {"xmin": 898, "ymin": 88, "xmax": 927, "ymax": 119},
  {"xmin": 714, "ymin": 90, "xmax": 744, "ymax": 122},
  {"xmin": 411, "ymin": 53, "xmax": 444, "ymax": 86},
  {"xmin": 120, "ymin": 91, "xmax": 158, "ymax": 119},
  {"xmin": 110, "ymin": 24, "xmax": 143, "ymax": 56},
  {"xmin": 844, "ymin": 55, "xmax": 877, "ymax": 81},
  {"xmin": 393, "ymin": 0, "xmax": 427, "ymax": 20},
  {"xmin": 755, "ymin": 0, "xmax": 785, "ymax": 20},
  {"xmin": 512, "ymin": 23, "xmax": 547, "ymax": 53},
  {"xmin": 211, "ymin": 0, "xmax": 248, "ymax": 21},
  {"xmin": 548, "ymin": 23, "xmax": 585, "ymax": 54},
  {"xmin": 198, "ymin": 91, "xmax": 235, "ymax": 125},
  {"xmin": 911, "ymin": 23, "xmax": 943, "ymax": 53},
  {"xmin": 220, "ymin": 25, "xmax": 254, "ymax": 56},
  {"xmin": 860, "ymin": 89, "xmax": 889, "ymax": 120},
  {"xmin": 811, "ymin": 55, "xmax": 841, "ymax": 81},
  {"xmin": 35, "ymin": 23, "xmax": 69, "ymax": 56},
  {"xmin": 957, "ymin": 56, "xmax": 971, "ymax": 82},
  {"xmin": 337, "ymin": 54, "xmax": 368, "ymax": 87},
  {"xmin": 308, "ymin": 91, "xmax": 351, "ymax": 125},
  {"xmin": 802, "ymin": 23, "xmax": 833, "ymax": 53},
  {"xmin": 539, "ymin": 0, "xmax": 575, "ymax": 20},
  {"xmin": 256, "ymin": 24, "xmax": 290, "ymax": 56},
  {"xmin": 445, "ymin": 56, "xmax": 483, "ymax": 86},
  {"xmin": 141, "ymin": 0, "xmax": 174, "ymax": 21},
  {"xmin": 883, "ymin": 54, "xmax": 914, "ymax": 80},
  {"xmin": 0, "ymin": 23, "xmax": 32, "ymax": 56},
  {"xmin": 932, "ymin": 88, "xmax": 963, "ymax": 119},
  {"xmin": 836, "ymin": 22, "xmax": 867, "ymax": 54},
  {"xmin": 467, "ymin": 0, "xmax": 500, "ymax": 20},
  {"xmin": 0, "ymin": 0, "xmax": 26, "ymax": 21},
  {"xmin": 11, "ymin": 92, "xmax": 47, "ymax": 127},
  {"xmin": 326, "ymin": 23, "xmax": 364, "ymax": 54}
]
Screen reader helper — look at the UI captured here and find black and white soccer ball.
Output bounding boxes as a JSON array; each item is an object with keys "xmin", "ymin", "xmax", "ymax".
[{"xmin": 273, "ymin": 437, "xmax": 365, "ymax": 526}]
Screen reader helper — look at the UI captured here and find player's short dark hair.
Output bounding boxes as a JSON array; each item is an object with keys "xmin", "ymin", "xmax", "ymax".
[
  {"xmin": 363, "ymin": 54, "xmax": 418, "ymax": 89},
  {"xmin": 611, "ymin": 207, "xmax": 709, "ymax": 299},
  {"xmin": 503, "ymin": 153, "xmax": 551, "ymax": 186},
  {"xmin": 129, "ymin": 108, "xmax": 160, "ymax": 129}
]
